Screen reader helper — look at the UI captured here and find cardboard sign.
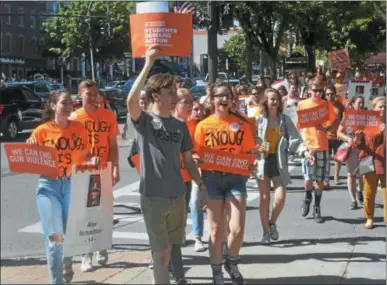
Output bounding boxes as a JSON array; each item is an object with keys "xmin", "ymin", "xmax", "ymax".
[
  {"xmin": 129, "ymin": 13, "xmax": 192, "ymax": 57},
  {"xmin": 328, "ymin": 49, "xmax": 351, "ymax": 72},
  {"xmin": 297, "ymin": 102, "xmax": 330, "ymax": 129},
  {"xmin": 348, "ymin": 80, "xmax": 372, "ymax": 108},
  {"xmin": 343, "ymin": 109, "xmax": 381, "ymax": 134},
  {"xmin": 64, "ymin": 163, "xmax": 113, "ymax": 257},
  {"xmin": 198, "ymin": 147, "xmax": 255, "ymax": 176},
  {"xmin": 4, "ymin": 143, "xmax": 58, "ymax": 178}
]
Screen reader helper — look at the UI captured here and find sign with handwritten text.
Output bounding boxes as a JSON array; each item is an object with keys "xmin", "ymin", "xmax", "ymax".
[
  {"xmin": 4, "ymin": 143, "xmax": 58, "ymax": 178},
  {"xmin": 343, "ymin": 109, "xmax": 380, "ymax": 134},
  {"xmin": 198, "ymin": 147, "xmax": 255, "ymax": 176},
  {"xmin": 297, "ymin": 101, "xmax": 330, "ymax": 129},
  {"xmin": 64, "ymin": 163, "xmax": 113, "ymax": 257}
]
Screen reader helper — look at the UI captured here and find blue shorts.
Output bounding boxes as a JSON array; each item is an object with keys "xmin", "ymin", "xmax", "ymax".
[{"xmin": 202, "ymin": 171, "xmax": 248, "ymax": 200}]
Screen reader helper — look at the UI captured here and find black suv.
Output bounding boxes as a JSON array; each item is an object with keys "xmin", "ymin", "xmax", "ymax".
[{"xmin": 0, "ymin": 86, "xmax": 44, "ymax": 140}]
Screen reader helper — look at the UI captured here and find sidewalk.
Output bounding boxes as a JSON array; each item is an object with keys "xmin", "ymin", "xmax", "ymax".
[{"xmin": 2, "ymin": 236, "xmax": 385, "ymax": 284}]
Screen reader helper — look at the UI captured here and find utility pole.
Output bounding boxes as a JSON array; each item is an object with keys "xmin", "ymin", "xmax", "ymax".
[
  {"xmin": 207, "ymin": 1, "xmax": 218, "ymax": 83},
  {"xmin": 87, "ymin": 1, "xmax": 95, "ymax": 81}
]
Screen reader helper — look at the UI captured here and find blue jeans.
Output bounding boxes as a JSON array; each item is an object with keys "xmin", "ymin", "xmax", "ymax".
[
  {"xmin": 36, "ymin": 176, "xmax": 72, "ymax": 284},
  {"xmin": 202, "ymin": 171, "xmax": 248, "ymax": 200},
  {"xmin": 189, "ymin": 183, "xmax": 204, "ymax": 237}
]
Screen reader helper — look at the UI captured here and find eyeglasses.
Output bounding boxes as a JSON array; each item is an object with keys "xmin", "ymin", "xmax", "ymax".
[
  {"xmin": 178, "ymin": 100, "xmax": 194, "ymax": 106},
  {"xmin": 213, "ymin": 93, "xmax": 232, "ymax": 99},
  {"xmin": 311, "ymin": 89, "xmax": 324, "ymax": 93}
]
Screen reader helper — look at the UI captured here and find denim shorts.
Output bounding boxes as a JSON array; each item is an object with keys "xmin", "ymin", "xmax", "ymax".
[{"xmin": 202, "ymin": 170, "xmax": 248, "ymax": 200}]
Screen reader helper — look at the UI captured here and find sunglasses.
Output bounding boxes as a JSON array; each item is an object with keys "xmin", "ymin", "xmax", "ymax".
[{"xmin": 213, "ymin": 93, "xmax": 232, "ymax": 99}]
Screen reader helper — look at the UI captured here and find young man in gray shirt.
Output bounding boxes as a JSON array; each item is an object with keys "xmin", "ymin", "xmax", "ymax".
[{"xmin": 127, "ymin": 46, "xmax": 206, "ymax": 284}]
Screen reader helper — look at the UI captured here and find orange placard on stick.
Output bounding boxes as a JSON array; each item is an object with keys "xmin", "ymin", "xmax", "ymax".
[
  {"xmin": 130, "ymin": 13, "xmax": 192, "ymax": 58},
  {"xmin": 198, "ymin": 147, "xmax": 255, "ymax": 176},
  {"xmin": 343, "ymin": 109, "xmax": 381, "ymax": 134},
  {"xmin": 328, "ymin": 49, "xmax": 351, "ymax": 72},
  {"xmin": 4, "ymin": 143, "xmax": 58, "ymax": 178},
  {"xmin": 297, "ymin": 101, "xmax": 330, "ymax": 129}
]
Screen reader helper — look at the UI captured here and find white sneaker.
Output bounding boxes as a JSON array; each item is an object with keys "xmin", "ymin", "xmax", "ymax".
[
  {"xmin": 96, "ymin": 250, "xmax": 108, "ymax": 266},
  {"xmin": 194, "ymin": 239, "xmax": 206, "ymax": 252},
  {"xmin": 261, "ymin": 233, "xmax": 271, "ymax": 244},
  {"xmin": 80, "ymin": 253, "xmax": 93, "ymax": 272},
  {"xmin": 269, "ymin": 223, "xmax": 279, "ymax": 241},
  {"xmin": 181, "ymin": 234, "xmax": 187, "ymax": 246}
]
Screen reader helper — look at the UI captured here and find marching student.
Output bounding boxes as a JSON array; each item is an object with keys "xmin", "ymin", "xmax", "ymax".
[
  {"xmin": 356, "ymin": 96, "xmax": 386, "ymax": 229},
  {"xmin": 127, "ymin": 46, "xmax": 205, "ymax": 284},
  {"xmin": 70, "ymin": 79, "xmax": 120, "ymax": 272},
  {"xmin": 297, "ymin": 78, "xmax": 336, "ymax": 223},
  {"xmin": 255, "ymin": 88, "xmax": 314, "ymax": 243},
  {"xmin": 27, "ymin": 90, "xmax": 94, "ymax": 284},
  {"xmin": 194, "ymin": 81, "xmax": 257, "ymax": 285},
  {"xmin": 337, "ymin": 95, "xmax": 365, "ymax": 208}
]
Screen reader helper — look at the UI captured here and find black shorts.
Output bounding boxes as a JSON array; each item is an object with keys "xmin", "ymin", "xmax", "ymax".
[
  {"xmin": 328, "ymin": 139, "xmax": 342, "ymax": 155},
  {"xmin": 264, "ymin": 154, "xmax": 280, "ymax": 178}
]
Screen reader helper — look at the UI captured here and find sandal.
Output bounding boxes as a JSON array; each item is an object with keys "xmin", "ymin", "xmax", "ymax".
[{"xmin": 63, "ymin": 264, "xmax": 74, "ymax": 283}]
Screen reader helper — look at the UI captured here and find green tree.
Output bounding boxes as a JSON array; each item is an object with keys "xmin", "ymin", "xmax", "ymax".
[
  {"xmin": 43, "ymin": 1, "xmax": 135, "ymax": 61},
  {"xmin": 222, "ymin": 33, "xmax": 246, "ymax": 73}
]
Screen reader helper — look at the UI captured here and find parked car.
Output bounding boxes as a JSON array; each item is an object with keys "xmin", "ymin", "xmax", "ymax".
[
  {"xmin": 0, "ymin": 86, "xmax": 44, "ymax": 140},
  {"xmin": 73, "ymin": 88, "xmax": 127, "ymax": 118},
  {"xmin": 105, "ymin": 81, "xmax": 126, "ymax": 89},
  {"xmin": 5, "ymin": 80, "xmax": 64, "ymax": 101},
  {"xmin": 190, "ymin": 85, "xmax": 206, "ymax": 99}
]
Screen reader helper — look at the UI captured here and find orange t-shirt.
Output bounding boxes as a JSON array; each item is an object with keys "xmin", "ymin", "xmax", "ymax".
[
  {"xmin": 72, "ymin": 107, "xmax": 119, "ymax": 165},
  {"xmin": 31, "ymin": 121, "xmax": 90, "ymax": 177},
  {"xmin": 194, "ymin": 114, "xmax": 256, "ymax": 154},
  {"xmin": 297, "ymin": 97, "xmax": 336, "ymax": 151},
  {"xmin": 180, "ymin": 119, "xmax": 199, "ymax": 182}
]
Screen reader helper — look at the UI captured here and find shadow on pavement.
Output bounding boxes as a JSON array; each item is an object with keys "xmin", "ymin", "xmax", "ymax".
[
  {"xmin": 321, "ymin": 216, "xmax": 385, "ymax": 225},
  {"xmin": 1, "ymin": 257, "xmax": 46, "ymax": 266},
  {"xmin": 242, "ymin": 236, "xmax": 385, "ymax": 248},
  {"xmin": 241, "ymin": 275, "xmax": 384, "ymax": 284},
  {"xmin": 112, "ymin": 244, "xmax": 150, "ymax": 252},
  {"xmin": 0, "ymin": 132, "xmax": 31, "ymax": 143}
]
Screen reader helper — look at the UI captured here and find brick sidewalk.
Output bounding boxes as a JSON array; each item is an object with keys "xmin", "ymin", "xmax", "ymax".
[{"xmin": 1, "ymin": 250, "xmax": 151, "ymax": 284}]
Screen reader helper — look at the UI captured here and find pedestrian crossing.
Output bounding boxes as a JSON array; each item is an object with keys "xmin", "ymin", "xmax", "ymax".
[{"xmin": 17, "ymin": 180, "xmax": 261, "ymax": 246}]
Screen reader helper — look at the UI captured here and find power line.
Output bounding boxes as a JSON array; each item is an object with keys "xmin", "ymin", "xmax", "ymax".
[{"xmin": 0, "ymin": 13, "xmax": 109, "ymax": 18}]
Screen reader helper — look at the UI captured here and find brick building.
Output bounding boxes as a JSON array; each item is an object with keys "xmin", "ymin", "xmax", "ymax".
[{"xmin": 0, "ymin": 1, "xmax": 50, "ymax": 80}]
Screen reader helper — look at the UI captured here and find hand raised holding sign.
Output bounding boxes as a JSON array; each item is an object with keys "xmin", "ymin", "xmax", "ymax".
[{"xmin": 145, "ymin": 45, "xmax": 161, "ymax": 63}]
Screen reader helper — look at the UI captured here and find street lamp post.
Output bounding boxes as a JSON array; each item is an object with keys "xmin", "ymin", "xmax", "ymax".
[{"xmin": 87, "ymin": 1, "xmax": 95, "ymax": 81}]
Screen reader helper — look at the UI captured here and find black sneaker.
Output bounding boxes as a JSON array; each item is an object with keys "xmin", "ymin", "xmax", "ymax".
[
  {"xmin": 357, "ymin": 191, "xmax": 364, "ymax": 205},
  {"xmin": 212, "ymin": 272, "xmax": 225, "ymax": 285},
  {"xmin": 350, "ymin": 201, "xmax": 358, "ymax": 210},
  {"xmin": 301, "ymin": 199, "xmax": 312, "ymax": 217},
  {"xmin": 221, "ymin": 243, "xmax": 228, "ymax": 264},
  {"xmin": 224, "ymin": 258, "xmax": 245, "ymax": 285},
  {"xmin": 313, "ymin": 205, "xmax": 324, "ymax": 223}
]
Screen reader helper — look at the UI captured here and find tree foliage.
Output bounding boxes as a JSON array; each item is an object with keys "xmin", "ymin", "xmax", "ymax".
[{"xmin": 42, "ymin": 1, "xmax": 135, "ymax": 61}]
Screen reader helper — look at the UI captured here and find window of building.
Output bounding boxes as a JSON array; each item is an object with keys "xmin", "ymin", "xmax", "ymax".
[
  {"xmin": 3, "ymin": 33, "xmax": 12, "ymax": 53},
  {"xmin": 39, "ymin": 38, "xmax": 45, "ymax": 54},
  {"xmin": 4, "ymin": 4, "xmax": 11, "ymax": 25},
  {"xmin": 19, "ymin": 35, "xmax": 25, "ymax": 55},
  {"xmin": 32, "ymin": 37, "xmax": 38, "ymax": 56},
  {"xmin": 30, "ymin": 10, "xmax": 36, "ymax": 28},
  {"xmin": 18, "ymin": 6, "xmax": 24, "ymax": 27}
]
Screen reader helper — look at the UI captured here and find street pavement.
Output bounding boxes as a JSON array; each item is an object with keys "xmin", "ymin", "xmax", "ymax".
[{"xmin": 1, "ymin": 116, "xmax": 386, "ymax": 284}]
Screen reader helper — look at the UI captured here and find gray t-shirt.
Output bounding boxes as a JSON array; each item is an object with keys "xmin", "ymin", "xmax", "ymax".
[{"xmin": 132, "ymin": 111, "xmax": 193, "ymax": 198}]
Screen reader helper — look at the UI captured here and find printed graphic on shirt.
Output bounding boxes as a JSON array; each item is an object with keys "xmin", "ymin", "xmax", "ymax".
[
  {"xmin": 31, "ymin": 121, "xmax": 88, "ymax": 177},
  {"xmin": 74, "ymin": 107, "xmax": 118, "ymax": 164}
]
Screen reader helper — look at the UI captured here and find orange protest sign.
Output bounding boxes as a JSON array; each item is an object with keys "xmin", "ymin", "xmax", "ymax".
[
  {"xmin": 328, "ymin": 49, "xmax": 351, "ymax": 72},
  {"xmin": 4, "ymin": 143, "xmax": 58, "ymax": 178},
  {"xmin": 129, "ymin": 13, "xmax": 192, "ymax": 57},
  {"xmin": 130, "ymin": 154, "xmax": 141, "ymax": 174},
  {"xmin": 297, "ymin": 101, "xmax": 330, "ymax": 129},
  {"xmin": 198, "ymin": 147, "xmax": 255, "ymax": 176},
  {"xmin": 343, "ymin": 109, "xmax": 381, "ymax": 134}
]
